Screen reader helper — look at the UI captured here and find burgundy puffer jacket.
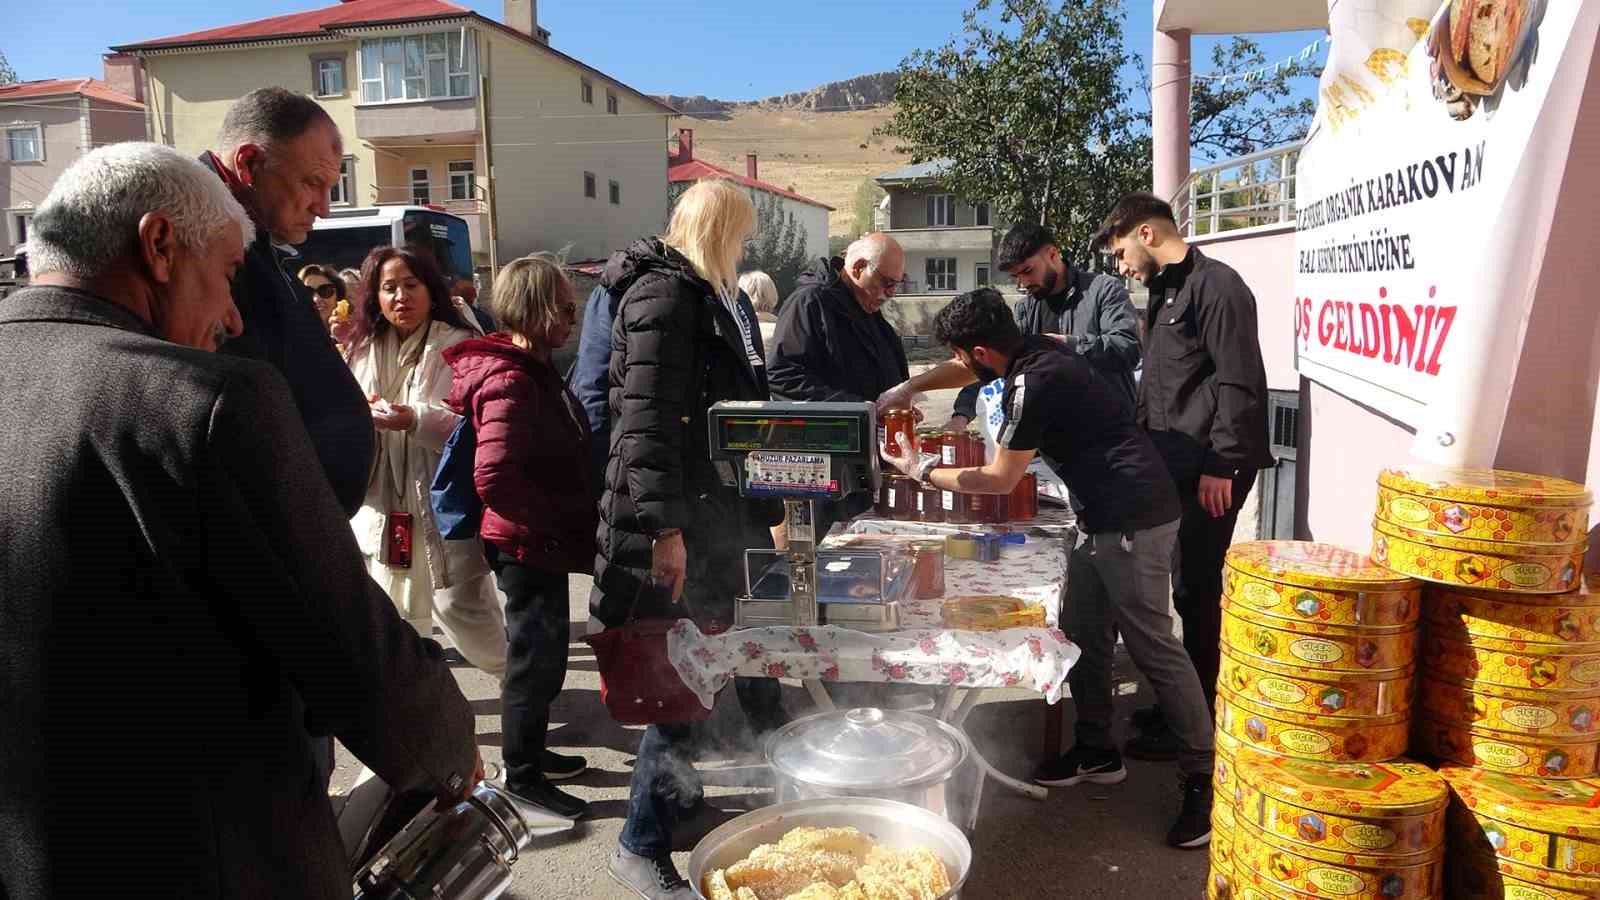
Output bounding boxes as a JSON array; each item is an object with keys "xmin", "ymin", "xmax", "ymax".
[{"xmin": 443, "ymin": 334, "xmax": 597, "ymax": 574}]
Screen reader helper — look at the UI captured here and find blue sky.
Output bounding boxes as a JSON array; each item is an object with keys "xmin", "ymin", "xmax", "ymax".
[{"xmin": 7, "ymin": 0, "xmax": 1323, "ymax": 104}]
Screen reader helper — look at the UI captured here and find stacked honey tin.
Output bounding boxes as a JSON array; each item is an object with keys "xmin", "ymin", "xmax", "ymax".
[
  {"xmin": 1207, "ymin": 541, "xmax": 1425, "ymax": 899},
  {"xmin": 1440, "ymin": 766, "xmax": 1600, "ymax": 898}
]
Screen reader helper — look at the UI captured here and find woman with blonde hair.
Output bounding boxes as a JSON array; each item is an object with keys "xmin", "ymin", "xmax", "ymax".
[
  {"xmin": 593, "ymin": 179, "xmax": 787, "ymax": 899},
  {"xmin": 443, "ymin": 253, "xmax": 594, "ymax": 819}
]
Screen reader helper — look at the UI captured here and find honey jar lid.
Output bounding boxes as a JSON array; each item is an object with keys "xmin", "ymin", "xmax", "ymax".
[
  {"xmin": 1226, "ymin": 541, "xmax": 1420, "ymax": 593},
  {"xmin": 1440, "ymin": 765, "xmax": 1600, "ymax": 839},
  {"xmin": 1237, "ymin": 747, "xmax": 1449, "ymax": 817},
  {"xmin": 1378, "ymin": 465, "xmax": 1592, "ymax": 510}
]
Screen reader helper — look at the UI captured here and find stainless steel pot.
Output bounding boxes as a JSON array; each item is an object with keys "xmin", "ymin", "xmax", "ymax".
[
  {"xmin": 765, "ymin": 707, "xmax": 977, "ymax": 829},
  {"xmin": 352, "ymin": 780, "xmax": 576, "ymax": 900},
  {"xmin": 688, "ymin": 797, "xmax": 972, "ymax": 900}
]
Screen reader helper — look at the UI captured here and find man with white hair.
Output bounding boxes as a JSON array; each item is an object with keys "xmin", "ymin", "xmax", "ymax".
[
  {"xmin": 0, "ymin": 142, "xmax": 479, "ymax": 899},
  {"xmin": 767, "ymin": 233, "xmax": 911, "ymax": 532}
]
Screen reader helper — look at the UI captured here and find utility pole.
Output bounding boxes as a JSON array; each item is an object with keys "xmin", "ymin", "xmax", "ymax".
[{"xmin": 477, "ymin": 40, "xmax": 500, "ymax": 281}]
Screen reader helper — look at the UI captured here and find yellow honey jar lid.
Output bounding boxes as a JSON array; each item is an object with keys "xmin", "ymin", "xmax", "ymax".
[
  {"xmin": 1238, "ymin": 749, "xmax": 1449, "ymax": 818},
  {"xmin": 1226, "ymin": 541, "xmax": 1421, "ymax": 593},
  {"xmin": 1378, "ymin": 466, "xmax": 1592, "ymax": 511},
  {"xmin": 1441, "ymin": 765, "xmax": 1600, "ymax": 840}
]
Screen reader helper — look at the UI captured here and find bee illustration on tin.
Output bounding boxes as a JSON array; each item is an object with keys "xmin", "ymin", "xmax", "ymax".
[
  {"xmin": 1553, "ymin": 513, "xmax": 1574, "ymax": 542},
  {"xmin": 1456, "ymin": 556, "xmax": 1488, "ymax": 583},
  {"xmin": 1482, "ymin": 823, "xmax": 1507, "ymax": 852},
  {"xmin": 1559, "ymin": 561, "xmax": 1577, "ymax": 590},
  {"xmin": 1246, "ymin": 717, "xmax": 1267, "ymax": 741},
  {"xmin": 1356, "ymin": 640, "xmax": 1379, "ymax": 668},
  {"xmin": 1571, "ymin": 706, "xmax": 1594, "ymax": 733},
  {"xmin": 1373, "ymin": 536, "xmax": 1389, "ymax": 563},
  {"xmin": 1254, "ymin": 631, "xmax": 1277, "ymax": 658},
  {"xmin": 1528, "ymin": 659, "xmax": 1558, "ymax": 689},
  {"xmin": 1380, "ymin": 874, "xmax": 1405, "ymax": 897},
  {"xmin": 1231, "ymin": 667, "xmax": 1250, "ymax": 693},
  {"xmin": 1556, "ymin": 613, "xmax": 1583, "ymax": 643},
  {"xmin": 1469, "ymin": 695, "xmax": 1489, "ymax": 722},
  {"xmin": 1294, "ymin": 592, "xmax": 1321, "ymax": 618},
  {"xmin": 1296, "ymin": 814, "xmax": 1326, "ymax": 843},
  {"xmin": 1440, "ymin": 505, "xmax": 1469, "ymax": 534},
  {"xmin": 1317, "ymin": 687, "xmax": 1347, "ymax": 713},
  {"xmin": 1543, "ymin": 749, "xmax": 1569, "ymax": 775},
  {"xmin": 1269, "ymin": 851, "xmax": 1298, "ymax": 882},
  {"xmin": 1211, "ymin": 872, "xmax": 1231, "ymax": 900}
]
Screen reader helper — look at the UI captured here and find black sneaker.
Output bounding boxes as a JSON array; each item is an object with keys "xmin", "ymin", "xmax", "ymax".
[
  {"xmin": 1033, "ymin": 745, "xmax": 1128, "ymax": 787},
  {"xmin": 608, "ymin": 846, "xmax": 695, "ymax": 900},
  {"xmin": 1167, "ymin": 774, "xmax": 1213, "ymax": 849},
  {"xmin": 541, "ymin": 749, "xmax": 588, "ymax": 781},
  {"xmin": 504, "ymin": 776, "xmax": 590, "ymax": 820},
  {"xmin": 1126, "ymin": 714, "xmax": 1190, "ymax": 755}
]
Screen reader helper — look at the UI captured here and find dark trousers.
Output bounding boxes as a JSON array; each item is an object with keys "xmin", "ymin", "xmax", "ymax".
[
  {"xmin": 1171, "ymin": 470, "xmax": 1256, "ymax": 711},
  {"xmin": 494, "ymin": 561, "xmax": 569, "ymax": 788},
  {"xmin": 618, "ymin": 677, "xmax": 784, "ymax": 857}
]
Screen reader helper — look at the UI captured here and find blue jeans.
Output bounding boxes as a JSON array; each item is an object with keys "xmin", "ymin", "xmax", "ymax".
[{"xmin": 617, "ymin": 677, "xmax": 785, "ymax": 857}]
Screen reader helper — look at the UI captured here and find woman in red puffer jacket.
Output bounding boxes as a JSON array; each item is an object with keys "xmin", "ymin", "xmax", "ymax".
[{"xmin": 442, "ymin": 253, "xmax": 596, "ymax": 820}]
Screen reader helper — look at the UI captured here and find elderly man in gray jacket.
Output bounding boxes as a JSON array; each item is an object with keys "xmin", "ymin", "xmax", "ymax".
[
  {"xmin": 0, "ymin": 142, "xmax": 479, "ymax": 900},
  {"xmin": 949, "ymin": 222, "xmax": 1141, "ymax": 429}
]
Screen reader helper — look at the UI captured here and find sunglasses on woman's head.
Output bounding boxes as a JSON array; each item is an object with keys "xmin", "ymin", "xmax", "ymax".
[{"xmin": 309, "ymin": 283, "xmax": 340, "ymax": 300}]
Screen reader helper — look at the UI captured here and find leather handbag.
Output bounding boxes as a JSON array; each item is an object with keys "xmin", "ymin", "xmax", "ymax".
[{"xmin": 584, "ymin": 579, "xmax": 716, "ymax": 726}]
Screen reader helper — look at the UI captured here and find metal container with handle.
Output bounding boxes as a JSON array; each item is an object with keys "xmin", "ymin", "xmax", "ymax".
[
  {"xmin": 689, "ymin": 797, "xmax": 972, "ymax": 900},
  {"xmin": 765, "ymin": 707, "xmax": 978, "ymax": 829}
]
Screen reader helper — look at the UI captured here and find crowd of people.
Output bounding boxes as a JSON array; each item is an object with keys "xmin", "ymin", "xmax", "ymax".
[{"xmin": 0, "ymin": 82, "xmax": 1271, "ymax": 900}]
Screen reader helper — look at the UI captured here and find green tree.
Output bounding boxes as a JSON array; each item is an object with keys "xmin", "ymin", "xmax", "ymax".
[
  {"xmin": 0, "ymin": 50, "xmax": 17, "ymax": 86},
  {"xmin": 850, "ymin": 178, "xmax": 885, "ymax": 237},
  {"xmin": 1189, "ymin": 37, "xmax": 1319, "ymax": 162},
  {"xmin": 744, "ymin": 191, "xmax": 810, "ymax": 301}
]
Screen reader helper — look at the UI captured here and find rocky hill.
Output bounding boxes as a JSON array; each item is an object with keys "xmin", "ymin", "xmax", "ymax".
[{"xmin": 656, "ymin": 72, "xmax": 898, "ymax": 118}]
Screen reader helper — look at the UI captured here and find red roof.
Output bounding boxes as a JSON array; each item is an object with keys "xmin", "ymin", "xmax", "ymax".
[
  {"xmin": 0, "ymin": 78, "xmax": 143, "ymax": 108},
  {"xmin": 667, "ymin": 156, "xmax": 834, "ymax": 212},
  {"xmin": 116, "ymin": 0, "xmax": 470, "ymax": 51}
]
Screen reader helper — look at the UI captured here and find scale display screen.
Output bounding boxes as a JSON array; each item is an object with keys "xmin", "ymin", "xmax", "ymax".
[{"xmin": 718, "ymin": 416, "xmax": 861, "ymax": 454}]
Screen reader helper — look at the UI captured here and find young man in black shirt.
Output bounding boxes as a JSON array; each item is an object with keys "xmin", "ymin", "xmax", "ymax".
[
  {"xmin": 879, "ymin": 288, "xmax": 1216, "ymax": 849},
  {"xmin": 1094, "ymin": 193, "xmax": 1274, "ymax": 758}
]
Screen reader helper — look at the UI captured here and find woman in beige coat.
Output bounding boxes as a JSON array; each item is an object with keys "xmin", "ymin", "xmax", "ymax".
[{"xmin": 346, "ymin": 245, "xmax": 507, "ymax": 680}]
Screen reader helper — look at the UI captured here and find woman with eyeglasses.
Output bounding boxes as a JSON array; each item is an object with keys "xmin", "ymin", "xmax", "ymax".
[
  {"xmin": 298, "ymin": 263, "xmax": 346, "ymax": 328},
  {"xmin": 442, "ymin": 253, "xmax": 595, "ymax": 819}
]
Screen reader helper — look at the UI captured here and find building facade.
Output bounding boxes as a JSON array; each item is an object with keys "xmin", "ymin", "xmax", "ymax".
[
  {"xmin": 1, "ymin": 76, "xmax": 145, "ymax": 255},
  {"xmin": 873, "ymin": 160, "xmax": 996, "ymax": 296},
  {"xmin": 112, "ymin": 0, "xmax": 676, "ymax": 269},
  {"xmin": 667, "ymin": 128, "xmax": 831, "ymax": 259}
]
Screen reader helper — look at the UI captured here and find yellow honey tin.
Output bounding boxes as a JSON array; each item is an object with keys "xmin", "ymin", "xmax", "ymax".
[
  {"xmin": 1414, "ymin": 717, "xmax": 1599, "ymax": 778},
  {"xmin": 1373, "ymin": 518, "xmax": 1585, "ymax": 595},
  {"xmin": 1376, "ymin": 465, "xmax": 1591, "ymax": 546},
  {"xmin": 1219, "ymin": 646, "xmax": 1414, "ymax": 719},
  {"xmin": 1420, "ymin": 633, "xmax": 1600, "ymax": 693},
  {"xmin": 1418, "ymin": 677, "xmax": 1600, "ymax": 739},
  {"xmin": 1231, "ymin": 819, "xmax": 1442, "ymax": 899},
  {"xmin": 1233, "ymin": 749, "xmax": 1448, "ymax": 855},
  {"xmin": 1224, "ymin": 573, "xmax": 1419, "ymax": 631},
  {"xmin": 1442, "ymin": 766, "xmax": 1600, "ymax": 863},
  {"xmin": 1424, "ymin": 584, "xmax": 1600, "ymax": 643},
  {"xmin": 1226, "ymin": 540, "xmax": 1422, "ymax": 593},
  {"xmin": 1221, "ymin": 605, "xmax": 1418, "ymax": 676},
  {"xmin": 1448, "ymin": 844, "xmax": 1600, "ymax": 900},
  {"xmin": 1216, "ymin": 690, "xmax": 1410, "ymax": 762}
]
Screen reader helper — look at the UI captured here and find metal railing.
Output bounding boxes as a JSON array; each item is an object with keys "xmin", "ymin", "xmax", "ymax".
[
  {"xmin": 369, "ymin": 183, "xmax": 488, "ymax": 216},
  {"xmin": 1172, "ymin": 140, "xmax": 1303, "ymax": 238}
]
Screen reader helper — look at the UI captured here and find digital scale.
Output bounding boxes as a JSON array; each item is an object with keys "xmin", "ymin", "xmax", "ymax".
[{"xmin": 708, "ymin": 401, "xmax": 882, "ymax": 627}]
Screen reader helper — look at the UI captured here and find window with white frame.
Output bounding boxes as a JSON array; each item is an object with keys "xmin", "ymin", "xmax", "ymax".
[
  {"xmin": 926, "ymin": 194, "xmax": 954, "ymax": 227},
  {"xmin": 448, "ymin": 160, "xmax": 474, "ymax": 201},
  {"xmin": 583, "ymin": 171, "xmax": 596, "ymax": 198},
  {"xmin": 359, "ymin": 31, "xmax": 473, "ymax": 103},
  {"xmin": 606, "ymin": 90, "xmax": 619, "ymax": 115},
  {"xmin": 975, "ymin": 202, "xmax": 990, "ymax": 227},
  {"xmin": 609, "ymin": 179, "xmax": 620, "ymax": 205},
  {"xmin": 976, "ymin": 263, "xmax": 990, "ymax": 287},
  {"xmin": 411, "ymin": 167, "xmax": 431, "ymax": 205},
  {"xmin": 6, "ymin": 126, "xmax": 43, "ymax": 163},
  {"xmin": 926, "ymin": 257, "xmax": 957, "ymax": 292},
  {"xmin": 330, "ymin": 156, "xmax": 355, "ymax": 205},
  {"xmin": 581, "ymin": 79, "xmax": 594, "ymax": 104},
  {"xmin": 314, "ymin": 57, "xmax": 346, "ymax": 97}
]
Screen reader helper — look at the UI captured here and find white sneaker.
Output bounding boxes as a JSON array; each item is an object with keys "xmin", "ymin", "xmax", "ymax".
[{"xmin": 608, "ymin": 846, "xmax": 696, "ymax": 900}]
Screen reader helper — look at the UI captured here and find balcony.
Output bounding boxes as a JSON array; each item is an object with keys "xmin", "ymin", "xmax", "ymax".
[
  {"xmin": 882, "ymin": 226, "xmax": 994, "ymax": 253},
  {"xmin": 354, "ymin": 98, "xmax": 479, "ymax": 143},
  {"xmin": 1173, "ymin": 141, "xmax": 1302, "ymax": 239}
]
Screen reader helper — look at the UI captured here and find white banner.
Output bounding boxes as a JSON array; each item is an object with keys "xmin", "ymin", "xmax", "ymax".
[{"xmin": 1294, "ymin": 0, "xmax": 1600, "ymax": 465}]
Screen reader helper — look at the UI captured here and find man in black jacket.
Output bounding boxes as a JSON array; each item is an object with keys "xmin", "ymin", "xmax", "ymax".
[
  {"xmin": 0, "ymin": 141, "xmax": 478, "ymax": 900},
  {"xmin": 767, "ymin": 233, "xmax": 909, "ymax": 533},
  {"xmin": 1094, "ymin": 192, "xmax": 1274, "ymax": 756},
  {"xmin": 202, "ymin": 87, "xmax": 374, "ymax": 519},
  {"xmin": 948, "ymin": 223, "xmax": 1140, "ymax": 429}
]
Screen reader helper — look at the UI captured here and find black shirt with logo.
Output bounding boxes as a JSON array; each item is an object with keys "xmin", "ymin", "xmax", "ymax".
[{"xmin": 997, "ymin": 335, "xmax": 1180, "ymax": 534}]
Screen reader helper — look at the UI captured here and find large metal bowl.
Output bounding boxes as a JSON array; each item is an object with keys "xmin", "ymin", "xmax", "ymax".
[{"xmin": 688, "ymin": 797, "xmax": 972, "ymax": 900}]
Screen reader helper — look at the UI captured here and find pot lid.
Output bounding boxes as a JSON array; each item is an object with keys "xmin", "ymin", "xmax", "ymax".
[{"xmin": 766, "ymin": 707, "xmax": 969, "ymax": 789}]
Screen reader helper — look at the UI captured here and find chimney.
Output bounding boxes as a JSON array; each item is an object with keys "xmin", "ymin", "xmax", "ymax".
[
  {"xmin": 101, "ymin": 53, "xmax": 144, "ymax": 103},
  {"xmin": 504, "ymin": 0, "xmax": 539, "ymax": 40},
  {"xmin": 677, "ymin": 128, "xmax": 694, "ymax": 163},
  {"xmin": 746, "ymin": 153, "xmax": 758, "ymax": 180}
]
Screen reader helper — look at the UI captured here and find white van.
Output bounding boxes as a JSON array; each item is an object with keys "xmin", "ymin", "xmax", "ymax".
[{"xmin": 301, "ymin": 205, "xmax": 474, "ymax": 285}]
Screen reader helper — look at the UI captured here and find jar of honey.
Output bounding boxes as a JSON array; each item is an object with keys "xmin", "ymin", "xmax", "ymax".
[
  {"xmin": 910, "ymin": 539, "xmax": 946, "ymax": 599},
  {"xmin": 875, "ymin": 479, "xmax": 893, "ymax": 518},
  {"xmin": 888, "ymin": 475, "xmax": 918, "ymax": 520},
  {"xmin": 1008, "ymin": 472, "xmax": 1038, "ymax": 521},
  {"xmin": 879, "ymin": 408, "xmax": 916, "ymax": 456},
  {"xmin": 962, "ymin": 491, "xmax": 997, "ymax": 524},
  {"xmin": 920, "ymin": 483, "xmax": 945, "ymax": 523}
]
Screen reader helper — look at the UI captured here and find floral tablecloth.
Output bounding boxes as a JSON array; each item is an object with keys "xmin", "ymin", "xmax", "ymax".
[{"xmin": 667, "ymin": 519, "xmax": 1078, "ymax": 709}]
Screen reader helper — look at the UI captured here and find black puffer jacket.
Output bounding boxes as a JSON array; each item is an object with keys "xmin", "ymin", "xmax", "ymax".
[
  {"xmin": 591, "ymin": 239, "xmax": 782, "ymax": 626},
  {"xmin": 766, "ymin": 257, "xmax": 909, "ymax": 403}
]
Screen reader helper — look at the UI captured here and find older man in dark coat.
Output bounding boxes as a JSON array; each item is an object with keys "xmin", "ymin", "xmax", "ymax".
[{"xmin": 0, "ymin": 143, "xmax": 478, "ymax": 900}]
